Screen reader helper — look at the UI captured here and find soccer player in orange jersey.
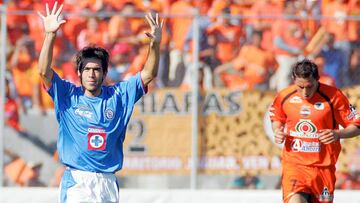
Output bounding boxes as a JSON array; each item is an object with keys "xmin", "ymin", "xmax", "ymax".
[{"xmin": 269, "ymin": 59, "xmax": 360, "ymax": 203}]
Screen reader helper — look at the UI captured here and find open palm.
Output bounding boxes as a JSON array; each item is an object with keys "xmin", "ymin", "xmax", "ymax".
[
  {"xmin": 37, "ymin": 1, "xmax": 66, "ymax": 33},
  {"xmin": 144, "ymin": 13, "xmax": 163, "ymax": 44}
]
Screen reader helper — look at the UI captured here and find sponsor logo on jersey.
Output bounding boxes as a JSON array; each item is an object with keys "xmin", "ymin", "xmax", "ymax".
[
  {"xmin": 291, "ymin": 139, "xmax": 320, "ymax": 152},
  {"xmin": 105, "ymin": 108, "xmax": 114, "ymax": 120},
  {"xmin": 347, "ymin": 104, "xmax": 360, "ymax": 120},
  {"xmin": 88, "ymin": 128, "xmax": 106, "ymax": 133},
  {"xmin": 88, "ymin": 127, "xmax": 106, "ymax": 150},
  {"xmin": 290, "ymin": 119, "xmax": 319, "ymax": 138},
  {"xmin": 314, "ymin": 102, "xmax": 324, "ymax": 110},
  {"xmin": 290, "ymin": 96, "xmax": 302, "ymax": 104},
  {"xmin": 300, "ymin": 105, "xmax": 311, "ymax": 118},
  {"xmin": 318, "ymin": 187, "xmax": 333, "ymax": 202},
  {"xmin": 74, "ymin": 105, "xmax": 93, "ymax": 119}
]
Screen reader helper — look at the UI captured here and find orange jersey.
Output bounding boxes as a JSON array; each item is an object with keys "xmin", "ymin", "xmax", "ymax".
[{"xmin": 270, "ymin": 83, "xmax": 360, "ymax": 167}]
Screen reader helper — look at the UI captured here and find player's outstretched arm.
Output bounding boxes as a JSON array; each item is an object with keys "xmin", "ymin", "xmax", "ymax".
[
  {"xmin": 319, "ymin": 125, "xmax": 360, "ymax": 144},
  {"xmin": 141, "ymin": 13, "xmax": 164, "ymax": 86},
  {"xmin": 37, "ymin": 1, "xmax": 66, "ymax": 88}
]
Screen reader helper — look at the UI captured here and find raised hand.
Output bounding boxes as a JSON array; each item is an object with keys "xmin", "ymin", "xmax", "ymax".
[
  {"xmin": 37, "ymin": 1, "xmax": 66, "ymax": 33},
  {"xmin": 144, "ymin": 13, "xmax": 163, "ymax": 44}
]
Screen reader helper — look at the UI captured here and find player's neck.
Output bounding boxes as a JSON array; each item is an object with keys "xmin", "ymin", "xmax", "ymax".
[{"xmin": 84, "ymin": 88, "xmax": 102, "ymax": 98}]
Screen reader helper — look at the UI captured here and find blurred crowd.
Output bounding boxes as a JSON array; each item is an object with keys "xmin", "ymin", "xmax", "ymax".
[
  {"xmin": 2, "ymin": 0, "xmax": 360, "ymax": 188},
  {"xmin": 2, "ymin": 0, "xmax": 360, "ymax": 116}
]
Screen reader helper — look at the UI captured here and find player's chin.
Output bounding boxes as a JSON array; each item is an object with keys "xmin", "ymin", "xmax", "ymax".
[
  {"xmin": 84, "ymin": 86, "xmax": 100, "ymax": 94},
  {"xmin": 85, "ymin": 83, "xmax": 99, "ymax": 89}
]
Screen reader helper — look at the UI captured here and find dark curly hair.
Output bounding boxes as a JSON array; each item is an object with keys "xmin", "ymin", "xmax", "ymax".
[{"xmin": 292, "ymin": 59, "xmax": 320, "ymax": 81}]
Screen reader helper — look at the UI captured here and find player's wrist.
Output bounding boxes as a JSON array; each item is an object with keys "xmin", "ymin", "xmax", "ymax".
[
  {"xmin": 45, "ymin": 32, "xmax": 57, "ymax": 36},
  {"xmin": 150, "ymin": 41, "xmax": 161, "ymax": 47},
  {"xmin": 334, "ymin": 130, "xmax": 341, "ymax": 141}
]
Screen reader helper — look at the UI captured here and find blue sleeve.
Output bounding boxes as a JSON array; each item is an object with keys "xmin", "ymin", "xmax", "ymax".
[
  {"xmin": 47, "ymin": 72, "xmax": 76, "ymax": 111},
  {"xmin": 114, "ymin": 72, "xmax": 146, "ymax": 107}
]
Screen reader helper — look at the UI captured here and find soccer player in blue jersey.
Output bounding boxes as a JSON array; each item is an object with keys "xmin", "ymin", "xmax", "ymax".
[{"xmin": 37, "ymin": 2, "xmax": 163, "ymax": 202}]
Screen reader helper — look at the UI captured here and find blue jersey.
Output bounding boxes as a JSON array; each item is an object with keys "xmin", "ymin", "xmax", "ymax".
[{"xmin": 48, "ymin": 72, "xmax": 146, "ymax": 173}]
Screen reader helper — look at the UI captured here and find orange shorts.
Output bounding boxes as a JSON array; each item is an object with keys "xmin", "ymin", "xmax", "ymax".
[{"xmin": 281, "ymin": 162, "xmax": 336, "ymax": 203}]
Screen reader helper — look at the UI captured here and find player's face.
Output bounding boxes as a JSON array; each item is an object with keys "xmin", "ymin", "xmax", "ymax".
[
  {"xmin": 80, "ymin": 58, "xmax": 104, "ymax": 97},
  {"xmin": 294, "ymin": 77, "xmax": 318, "ymax": 100}
]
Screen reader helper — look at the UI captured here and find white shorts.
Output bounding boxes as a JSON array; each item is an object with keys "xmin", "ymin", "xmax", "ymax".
[{"xmin": 59, "ymin": 168, "xmax": 119, "ymax": 203}]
